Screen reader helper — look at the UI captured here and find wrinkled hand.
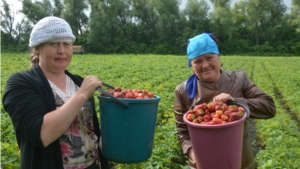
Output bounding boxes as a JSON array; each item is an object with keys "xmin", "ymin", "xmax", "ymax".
[
  {"xmin": 213, "ymin": 93, "xmax": 235, "ymax": 103},
  {"xmin": 78, "ymin": 76, "xmax": 103, "ymax": 99},
  {"xmin": 188, "ymin": 148, "xmax": 197, "ymax": 167}
]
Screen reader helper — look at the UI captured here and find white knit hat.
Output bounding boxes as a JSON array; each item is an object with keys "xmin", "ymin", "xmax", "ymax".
[{"xmin": 29, "ymin": 16, "xmax": 76, "ymax": 47}]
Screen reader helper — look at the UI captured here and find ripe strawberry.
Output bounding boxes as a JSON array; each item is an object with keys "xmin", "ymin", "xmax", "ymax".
[
  {"xmin": 114, "ymin": 92, "xmax": 124, "ymax": 98},
  {"xmin": 224, "ymin": 109, "xmax": 233, "ymax": 116},
  {"xmin": 142, "ymin": 89, "xmax": 148, "ymax": 95},
  {"xmin": 186, "ymin": 114, "xmax": 195, "ymax": 122},
  {"xmin": 222, "ymin": 103, "xmax": 228, "ymax": 111},
  {"xmin": 197, "ymin": 116, "xmax": 204, "ymax": 123},
  {"xmin": 200, "ymin": 103, "xmax": 208, "ymax": 110},
  {"xmin": 204, "ymin": 109, "xmax": 210, "ymax": 115},
  {"xmin": 207, "ymin": 102, "xmax": 215, "ymax": 112},
  {"xmin": 125, "ymin": 92, "xmax": 135, "ymax": 98},
  {"xmin": 114, "ymin": 87, "xmax": 122, "ymax": 92},
  {"xmin": 230, "ymin": 112, "xmax": 242, "ymax": 121},
  {"xmin": 228, "ymin": 105, "xmax": 239, "ymax": 112},
  {"xmin": 192, "ymin": 119, "xmax": 199, "ymax": 124},
  {"xmin": 215, "ymin": 105, "xmax": 223, "ymax": 111},
  {"xmin": 187, "ymin": 110, "xmax": 197, "ymax": 115},
  {"xmin": 238, "ymin": 106, "xmax": 245, "ymax": 112},
  {"xmin": 203, "ymin": 114, "xmax": 212, "ymax": 122},
  {"xmin": 196, "ymin": 109, "xmax": 205, "ymax": 116},
  {"xmin": 201, "ymin": 121, "xmax": 212, "ymax": 125},
  {"xmin": 215, "ymin": 110, "xmax": 223, "ymax": 117},
  {"xmin": 148, "ymin": 92, "xmax": 154, "ymax": 98},
  {"xmin": 211, "ymin": 114, "xmax": 219, "ymax": 119},
  {"xmin": 211, "ymin": 118, "xmax": 223, "ymax": 125},
  {"xmin": 238, "ymin": 110, "xmax": 244, "ymax": 117},
  {"xmin": 220, "ymin": 114, "xmax": 229, "ymax": 121}
]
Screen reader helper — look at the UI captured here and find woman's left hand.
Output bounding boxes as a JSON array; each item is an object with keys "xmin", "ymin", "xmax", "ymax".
[{"xmin": 213, "ymin": 93, "xmax": 234, "ymax": 102}]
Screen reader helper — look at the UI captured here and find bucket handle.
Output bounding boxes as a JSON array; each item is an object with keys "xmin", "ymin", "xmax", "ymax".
[
  {"xmin": 97, "ymin": 87, "xmax": 129, "ymax": 107},
  {"xmin": 102, "ymin": 82, "xmax": 115, "ymax": 90}
]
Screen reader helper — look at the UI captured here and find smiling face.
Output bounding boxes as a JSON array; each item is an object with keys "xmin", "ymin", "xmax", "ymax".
[
  {"xmin": 191, "ymin": 53, "xmax": 221, "ymax": 82},
  {"xmin": 36, "ymin": 42, "xmax": 73, "ymax": 74}
]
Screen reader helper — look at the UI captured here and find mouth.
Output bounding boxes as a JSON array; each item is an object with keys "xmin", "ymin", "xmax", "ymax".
[
  {"xmin": 55, "ymin": 58, "xmax": 66, "ymax": 62},
  {"xmin": 202, "ymin": 69, "xmax": 212, "ymax": 73}
]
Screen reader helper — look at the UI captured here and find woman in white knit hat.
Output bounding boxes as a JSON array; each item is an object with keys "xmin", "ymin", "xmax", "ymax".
[{"xmin": 2, "ymin": 16, "xmax": 110, "ymax": 169}]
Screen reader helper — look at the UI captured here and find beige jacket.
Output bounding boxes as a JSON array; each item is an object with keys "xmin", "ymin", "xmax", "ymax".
[{"xmin": 173, "ymin": 70, "xmax": 276, "ymax": 169}]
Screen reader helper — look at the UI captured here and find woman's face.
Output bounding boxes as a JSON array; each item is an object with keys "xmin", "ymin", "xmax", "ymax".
[
  {"xmin": 191, "ymin": 53, "xmax": 221, "ymax": 82},
  {"xmin": 36, "ymin": 42, "xmax": 73, "ymax": 74}
]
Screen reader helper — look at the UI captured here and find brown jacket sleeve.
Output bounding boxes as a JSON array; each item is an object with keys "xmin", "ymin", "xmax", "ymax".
[{"xmin": 174, "ymin": 81, "xmax": 193, "ymax": 154}]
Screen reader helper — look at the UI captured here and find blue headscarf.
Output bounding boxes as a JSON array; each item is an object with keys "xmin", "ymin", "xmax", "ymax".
[{"xmin": 186, "ymin": 33, "xmax": 220, "ymax": 99}]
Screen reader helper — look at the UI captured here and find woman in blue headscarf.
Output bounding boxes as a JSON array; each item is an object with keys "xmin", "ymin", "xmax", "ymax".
[{"xmin": 173, "ymin": 33, "xmax": 276, "ymax": 169}]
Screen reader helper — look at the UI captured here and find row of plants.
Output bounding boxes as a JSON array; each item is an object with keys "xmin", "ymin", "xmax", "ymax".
[
  {"xmin": 263, "ymin": 58, "xmax": 300, "ymax": 120},
  {"xmin": 252, "ymin": 58, "xmax": 300, "ymax": 168},
  {"xmin": 1, "ymin": 54, "xmax": 300, "ymax": 168},
  {"xmin": 222, "ymin": 56, "xmax": 300, "ymax": 168}
]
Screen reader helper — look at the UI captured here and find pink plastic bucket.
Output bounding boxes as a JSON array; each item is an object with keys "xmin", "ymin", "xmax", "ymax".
[{"xmin": 183, "ymin": 101, "xmax": 249, "ymax": 169}]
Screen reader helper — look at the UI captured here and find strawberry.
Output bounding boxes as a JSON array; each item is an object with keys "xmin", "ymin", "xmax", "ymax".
[
  {"xmin": 230, "ymin": 112, "xmax": 242, "ymax": 121},
  {"xmin": 211, "ymin": 118, "xmax": 223, "ymax": 125},
  {"xmin": 192, "ymin": 119, "xmax": 199, "ymax": 124},
  {"xmin": 215, "ymin": 110, "xmax": 223, "ymax": 117},
  {"xmin": 186, "ymin": 114, "xmax": 195, "ymax": 122},
  {"xmin": 220, "ymin": 114, "xmax": 229, "ymax": 121},
  {"xmin": 196, "ymin": 116, "xmax": 204, "ymax": 123},
  {"xmin": 197, "ymin": 109, "xmax": 205, "ymax": 116},
  {"xmin": 207, "ymin": 102, "xmax": 215, "ymax": 112},
  {"xmin": 148, "ymin": 92, "xmax": 154, "ymax": 98},
  {"xmin": 114, "ymin": 87, "xmax": 122, "ymax": 92},
  {"xmin": 125, "ymin": 92, "xmax": 135, "ymax": 98},
  {"xmin": 224, "ymin": 109, "xmax": 233, "ymax": 116},
  {"xmin": 203, "ymin": 114, "xmax": 212, "ymax": 122},
  {"xmin": 228, "ymin": 105, "xmax": 239, "ymax": 112}
]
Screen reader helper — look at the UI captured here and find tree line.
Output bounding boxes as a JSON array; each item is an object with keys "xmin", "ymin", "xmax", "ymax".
[{"xmin": 1, "ymin": 0, "xmax": 300, "ymax": 55}]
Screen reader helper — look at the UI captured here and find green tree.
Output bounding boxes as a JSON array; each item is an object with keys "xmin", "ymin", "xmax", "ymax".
[
  {"xmin": 290, "ymin": 0, "xmax": 300, "ymax": 32},
  {"xmin": 149, "ymin": 0, "xmax": 183, "ymax": 54},
  {"xmin": 247, "ymin": 0, "xmax": 287, "ymax": 45},
  {"xmin": 1, "ymin": 0, "xmax": 31, "ymax": 51},
  {"xmin": 1, "ymin": 0, "xmax": 16, "ymax": 44},
  {"xmin": 183, "ymin": 0, "xmax": 211, "ymax": 36},
  {"xmin": 130, "ymin": 0, "xmax": 159, "ymax": 52},
  {"xmin": 62, "ymin": 0, "xmax": 89, "ymax": 36},
  {"xmin": 21, "ymin": 0, "xmax": 53, "ymax": 24},
  {"xmin": 209, "ymin": 0, "xmax": 235, "ymax": 41},
  {"xmin": 53, "ymin": 0, "xmax": 65, "ymax": 17},
  {"xmin": 88, "ymin": 0, "xmax": 133, "ymax": 53}
]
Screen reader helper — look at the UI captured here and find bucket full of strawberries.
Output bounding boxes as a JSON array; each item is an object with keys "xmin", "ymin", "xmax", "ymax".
[
  {"xmin": 183, "ymin": 100, "xmax": 249, "ymax": 169},
  {"xmin": 97, "ymin": 86, "xmax": 160, "ymax": 164}
]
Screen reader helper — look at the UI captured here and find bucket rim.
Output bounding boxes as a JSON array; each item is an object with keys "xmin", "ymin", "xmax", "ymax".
[
  {"xmin": 183, "ymin": 112, "xmax": 247, "ymax": 129},
  {"xmin": 98, "ymin": 95, "xmax": 160, "ymax": 103},
  {"xmin": 183, "ymin": 100, "xmax": 249, "ymax": 129}
]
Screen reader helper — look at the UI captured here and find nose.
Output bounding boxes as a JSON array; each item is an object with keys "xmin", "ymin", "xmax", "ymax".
[
  {"xmin": 202, "ymin": 60, "xmax": 209, "ymax": 68},
  {"xmin": 56, "ymin": 42, "xmax": 66, "ymax": 54}
]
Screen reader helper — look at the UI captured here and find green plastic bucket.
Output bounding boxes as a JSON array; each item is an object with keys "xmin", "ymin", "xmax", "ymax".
[{"xmin": 97, "ymin": 95, "xmax": 160, "ymax": 163}]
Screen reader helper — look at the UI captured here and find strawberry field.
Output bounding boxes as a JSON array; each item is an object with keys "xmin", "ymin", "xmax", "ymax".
[{"xmin": 1, "ymin": 53, "xmax": 300, "ymax": 169}]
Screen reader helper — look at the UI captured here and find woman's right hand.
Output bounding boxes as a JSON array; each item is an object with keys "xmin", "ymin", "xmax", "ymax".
[
  {"xmin": 188, "ymin": 148, "xmax": 197, "ymax": 167},
  {"xmin": 78, "ymin": 76, "xmax": 103, "ymax": 99}
]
